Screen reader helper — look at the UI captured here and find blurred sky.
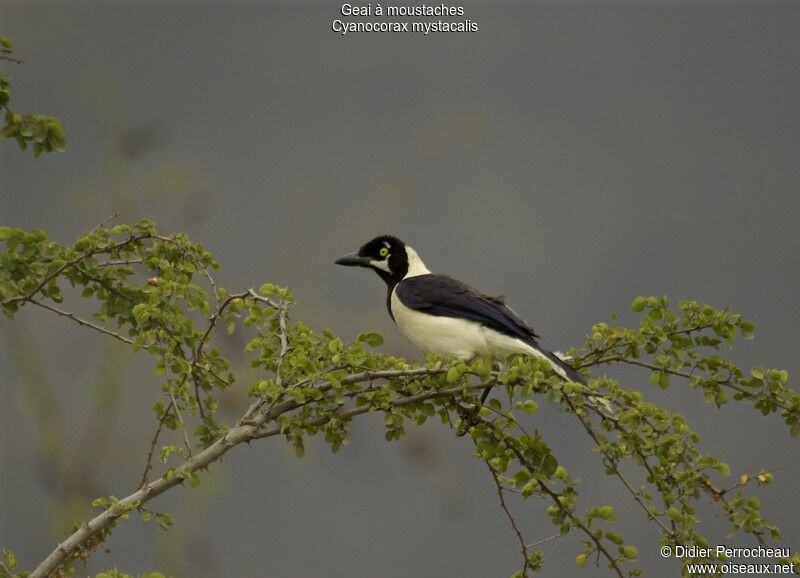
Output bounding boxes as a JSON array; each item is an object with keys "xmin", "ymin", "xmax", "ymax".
[{"xmin": 1, "ymin": 1, "xmax": 799, "ymax": 577}]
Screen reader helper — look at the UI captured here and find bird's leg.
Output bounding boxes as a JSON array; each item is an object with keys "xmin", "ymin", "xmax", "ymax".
[
  {"xmin": 454, "ymin": 404, "xmax": 476, "ymax": 436},
  {"xmin": 479, "ymin": 384, "xmax": 491, "ymax": 406},
  {"xmin": 479, "ymin": 359, "xmax": 501, "ymax": 405},
  {"xmin": 455, "ymin": 359, "xmax": 499, "ymax": 436}
]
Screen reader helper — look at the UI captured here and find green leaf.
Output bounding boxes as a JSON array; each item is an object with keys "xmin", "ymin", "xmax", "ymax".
[
  {"xmin": 575, "ymin": 553, "xmax": 587, "ymax": 567},
  {"xmin": 0, "ymin": 37, "xmax": 13, "ymax": 49},
  {"xmin": 541, "ymin": 453, "xmax": 558, "ymax": 478},
  {"xmin": 259, "ymin": 283, "xmax": 277, "ymax": 296},
  {"xmin": 606, "ymin": 531, "xmax": 624, "ymax": 545},
  {"xmin": 596, "ymin": 505, "xmax": 616, "ymax": 522},
  {"xmin": 2, "ymin": 549, "xmax": 18, "ymax": 570},
  {"xmin": 359, "ymin": 332, "xmax": 384, "ymax": 347},
  {"xmin": 446, "ymin": 366, "xmax": 461, "ymax": 384},
  {"xmin": 619, "ymin": 544, "xmax": 638, "ymax": 560},
  {"xmin": 156, "ymin": 512, "xmax": 176, "ymax": 530},
  {"xmin": 46, "ymin": 118, "xmax": 66, "ymax": 151},
  {"xmin": 632, "ymin": 296, "xmax": 647, "ymax": 312}
]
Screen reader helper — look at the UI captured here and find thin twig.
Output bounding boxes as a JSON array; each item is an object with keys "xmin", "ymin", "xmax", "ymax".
[
  {"xmin": 486, "ymin": 460, "xmax": 531, "ymax": 576},
  {"xmin": 138, "ymin": 401, "xmax": 172, "ymax": 489},
  {"xmin": 245, "ymin": 288, "xmax": 281, "ymax": 310},
  {"xmin": 188, "ymin": 290, "xmax": 249, "ymax": 423},
  {"xmin": 3, "ymin": 234, "xmax": 152, "ymax": 307},
  {"xmin": 721, "ymin": 466, "xmax": 785, "ymax": 495},
  {"xmin": 28, "ymin": 299, "xmax": 134, "ymax": 345},
  {"xmin": 665, "ymin": 324, "xmax": 714, "ymax": 338},
  {"xmin": 562, "ymin": 395, "xmax": 675, "ymax": 537},
  {"xmin": 89, "ymin": 212, "xmax": 121, "ymax": 235},
  {"xmin": 274, "ymin": 303, "xmax": 289, "ymax": 386},
  {"xmin": 73, "ymin": 264, "xmax": 135, "ymax": 302},
  {"xmin": 192, "ymin": 375, "xmax": 208, "ymax": 425},
  {"xmin": 470, "ymin": 415, "xmax": 626, "ymax": 578},
  {"xmin": 525, "ymin": 534, "xmax": 560, "ymax": 549},
  {"xmin": 579, "ymin": 398, "xmax": 680, "ymax": 536},
  {"xmin": 96, "ymin": 259, "xmax": 144, "ymax": 267},
  {"xmin": 585, "ymin": 356, "xmax": 792, "ymax": 412},
  {"xmin": 203, "ymin": 269, "xmax": 219, "ymax": 309},
  {"xmin": 169, "ymin": 387, "xmax": 192, "ymax": 458}
]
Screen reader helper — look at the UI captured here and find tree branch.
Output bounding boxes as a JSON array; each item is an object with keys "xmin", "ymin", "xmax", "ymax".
[
  {"xmin": 28, "ymin": 368, "xmax": 459, "ymax": 578},
  {"xmin": 3, "ymin": 234, "xmax": 152, "ymax": 308},
  {"xmin": 563, "ymin": 395, "xmax": 675, "ymax": 537},
  {"xmin": 591, "ymin": 356, "xmax": 793, "ymax": 412},
  {"xmin": 470, "ymin": 415, "xmax": 626, "ymax": 578}
]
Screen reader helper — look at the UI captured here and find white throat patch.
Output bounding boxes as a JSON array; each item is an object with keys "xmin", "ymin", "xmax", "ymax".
[
  {"xmin": 404, "ymin": 246, "xmax": 431, "ymax": 278},
  {"xmin": 370, "ymin": 259, "xmax": 392, "ymax": 272}
]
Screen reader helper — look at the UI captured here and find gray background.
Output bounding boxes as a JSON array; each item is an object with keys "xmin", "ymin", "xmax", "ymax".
[{"xmin": 1, "ymin": 1, "xmax": 798, "ymax": 577}]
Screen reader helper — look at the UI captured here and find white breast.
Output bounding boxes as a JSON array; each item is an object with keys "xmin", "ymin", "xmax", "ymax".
[{"xmin": 390, "ymin": 289, "xmax": 537, "ymax": 362}]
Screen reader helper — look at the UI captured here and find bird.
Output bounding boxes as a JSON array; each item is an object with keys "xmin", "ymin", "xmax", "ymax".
[{"xmin": 334, "ymin": 235, "xmax": 588, "ymax": 402}]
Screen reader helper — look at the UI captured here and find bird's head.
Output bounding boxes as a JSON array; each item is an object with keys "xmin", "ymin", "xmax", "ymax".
[{"xmin": 335, "ymin": 235, "xmax": 429, "ymax": 285}]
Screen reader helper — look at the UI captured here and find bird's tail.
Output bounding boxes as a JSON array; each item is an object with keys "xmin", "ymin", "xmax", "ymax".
[
  {"xmin": 530, "ymin": 345, "xmax": 586, "ymax": 384},
  {"xmin": 528, "ymin": 344, "xmax": 615, "ymax": 415}
]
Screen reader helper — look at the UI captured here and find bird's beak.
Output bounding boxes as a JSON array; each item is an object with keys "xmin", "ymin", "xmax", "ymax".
[{"xmin": 335, "ymin": 252, "xmax": 371, "ymax": 267}]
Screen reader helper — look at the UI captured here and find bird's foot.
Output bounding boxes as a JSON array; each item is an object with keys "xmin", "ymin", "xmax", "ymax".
[{"xmin": 455, "ymin": 403, "xmax": 482, "ymax": 437}]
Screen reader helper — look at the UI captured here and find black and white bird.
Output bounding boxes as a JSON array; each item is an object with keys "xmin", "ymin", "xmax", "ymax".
[{"xmin": 335, "ymin": 235, "xmax": 586, "ymax": 390}]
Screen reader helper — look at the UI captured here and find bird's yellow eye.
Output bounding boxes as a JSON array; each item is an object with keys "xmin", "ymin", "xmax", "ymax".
[{"xmin": 379, "ymin": 247, "xmax": 389, "ymax": 257}]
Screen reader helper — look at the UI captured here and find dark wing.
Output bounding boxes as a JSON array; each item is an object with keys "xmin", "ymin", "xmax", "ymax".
[{"xmin": 395, "ymin": 274, "xmax": 540, "ymax": 342}]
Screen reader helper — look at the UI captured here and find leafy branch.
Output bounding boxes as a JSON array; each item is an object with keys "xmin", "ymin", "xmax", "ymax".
[
  {"xmin": 0, "ymin": 221, "xmax": 798, "ymax": 578},
  {"xmin": 0, "ymin": 35, "xmax": 65, "ymax": 156}
]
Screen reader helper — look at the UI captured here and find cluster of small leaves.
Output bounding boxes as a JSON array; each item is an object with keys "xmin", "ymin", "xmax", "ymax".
[
  {"xmin": 559, "ymin": 374, "xmax": 786, "ymax": 571},
  {"xmin": 546, "ymin": 296, "xmax": 799, "ymax": 574},
  {"xmin": 577, "ymin": 296, "xmax": 800, "ymax": 436},
  {"xmin": 2, "ymin": 110, "xmax": 66, "ymax": 156},
  {"xmin": 0, "ymin": 36, "xmax": 66, "ymax": 156},
  {"xmin": 0, "ymin": 221, "xmax": 234, "ymax": 451},
  {"xmin": 1, "ymin": 223, "xmax": 796, "ymax": 578},
  {"xmin": 245, "ymin": 305, "xmax": 424, "ymax": 456}
]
